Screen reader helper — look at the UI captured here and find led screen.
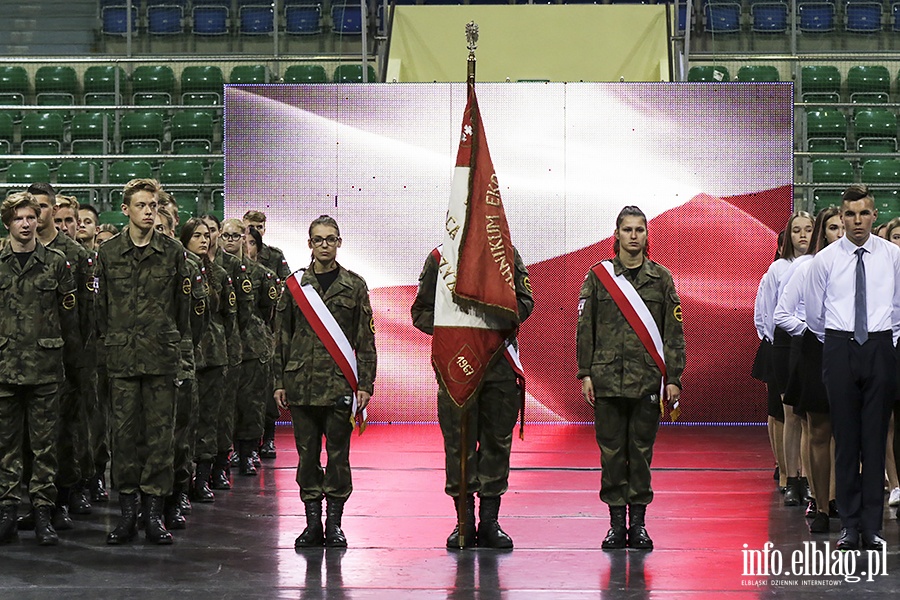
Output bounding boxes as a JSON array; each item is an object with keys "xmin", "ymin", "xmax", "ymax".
[{"xmin": 224, "ymin": 83, "xmax": 793, "ymax": 424}]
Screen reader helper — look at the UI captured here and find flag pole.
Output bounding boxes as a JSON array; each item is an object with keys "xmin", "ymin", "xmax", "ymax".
[{"xmin": 457, "ymin": 20, "xmax": 479, "ymax": 550}]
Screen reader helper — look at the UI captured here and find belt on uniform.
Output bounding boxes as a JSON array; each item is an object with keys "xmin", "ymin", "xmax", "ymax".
[{"xmin": 825, "ymin": 329, "xmax": 891, "ymax": 341}]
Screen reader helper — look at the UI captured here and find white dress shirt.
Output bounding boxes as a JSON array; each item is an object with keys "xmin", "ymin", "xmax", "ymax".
[
  {"xmin": 805, "ymin": 234, "xmax": 900, "ymax": 343},
  {"xmin": 754, "ymin": 258, "xmax": 794, "ymax": 341},
  {"xmin": 774, "ymin": 258, "xmax": 813, "ymax": 336}
]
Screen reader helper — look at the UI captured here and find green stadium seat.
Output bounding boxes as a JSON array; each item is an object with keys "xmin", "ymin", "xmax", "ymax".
[
  {"xmin": 857, "ymin": 137, "xmax": 897, "ymax": 156},
  {"xmin": 160, "ymin": 159, "xmax": 205, "ymax": 216},
  {"xmin": 687, "ymin": 65, "xmax": 731, "ymax": 82},
  {"xmin": 230, "ymin": 64, "xmax": 268, "ymax": 84},
  {"xmin": 861, "ymin": 158, "xmax": 900, "ymax": 182},
  {"xmin": 83, "ymin": 65, "xmax": 127, "ymax": 105},
  {"xmin": 801, "ymin": 65, "xmax": 841, "ymax": 101},
  {"xmin": 71, "ymin": 112, "xmax": 111, "ymax": 147},
  {"xmin": 131, "ymin": 65, "xmax": 176, "ymax": 105},
  {"xmin": 6, "ymin": 161, "xmax": 51, "ymax": 185},
  {"xmin": 813, "ymin": 189, "xmax": 844, "ymax": 213},
  {"xmin": 20, "ymin": 112, "xmax": 65, "ymax": 155},
  {"xmin": 211, "ymin": 159, "xmax": 224, "ymax": 210},
  {"xmin": 807, "ymin": 138, "xmax": 846, "ymax": 153},
  {"xmin": 0, "ymin": 66, "xmax": 30, "ymax": 120},
  {"xmin": 171, "ymin": 110, "xmax": 214, "ymax": 155},
  {"xmin": 853, "ymin": 108, "xmax": 898, "ymax": 140},
  {"xmin": 99, "ymin": 210, "xmax": 129, "ymax": 227},
  {"xmin": 805, "ymin": 107, "xmax": 848, "ymax": 144},
  {"xmin": 847, "ymin": 65, "xmax": 891, "ymax": 103},
  {"xmin": 57, "ymin": 160, "xmax": 102, "ymax": 203},
  {"xmin": 181, "ymin": 66, "xmax": 224, "ymax": 105},
  {"xmin": 284, "ymin": 65, "xmax": 328, "ymax": 83},
  {"xmin": 736, "ymin": 65, "xmax": 780, "ymax": 82},
  {"xmin": 120, "ymin": 111, "xmax": 166, "ymax": 154},
  {"xmin": 0, "ymin": 112, "xmax": 12, "ymax": 169},
  {"xmin": 34, "ymin": 66, "xmax": 78, "ymax": 106},
  {"xmin": 333, "ymin": 64, "xmax": 377, "ymax": 83},
  {"xmin": 812, "ymin": 158, "xmax": 855, "ymax": 183},
  {"xmin": 109, "ymin": 160, "xmax": 154, "ymax": 183}
]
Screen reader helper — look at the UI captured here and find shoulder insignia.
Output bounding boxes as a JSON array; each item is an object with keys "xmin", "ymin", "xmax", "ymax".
[
  {"xmin": 241, "ymin": 278, "xmax": 253, "ymax": 294},
  {"xmin": 674, "ymin": 305, "xmax": 683, "ymax": 322},
  {"xmin": 62, "ymin": 293, "xmax": 76, "ymax": 310},
  {"xmin": 578, "ymin": 298, "xmax": 586, "ymax": 316},
  {"xmin": 182, "ymin": 277, "xmax": 192, "ymax": 295},
  {"xmin": 523, "ymin": 276, "xmax": 532, "ymax": 294},
  {"xmin": 194, "ymin": 299, "xmax": 206, "ymax": 316},
  {"xmin": 369, "ymin": 317, "xmax": 376, "ymax": 334},
  {"xmin": 229, "ymin": 291, "xmax": 236, "ymax": 306},
  {"xmin": 268, "ymin": 285, "xmax": 278, "ymax": 300}
]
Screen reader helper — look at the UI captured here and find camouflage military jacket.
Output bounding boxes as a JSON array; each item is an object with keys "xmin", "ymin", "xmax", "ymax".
[
  {"xmin": 95, "ymin": 230, "xmax": 191, "ymax": 378},
  {"xmin": 411, "ymin": 247, "xmax": 534, "ymax": 383},
  {"xmin": 0, "ymin": 243, "xmax": 81, "ymax": 385},
  {"xmin": 47, "ymin": 231, "xmax": 94, "ymax": 368},
  {"xmin": 238, "ymin": 257, "xmax": 277, "ymax": 362},
  {"xmin": 198, "ymin": 258, "xmax": 233, "ymax": 370},
  {"xmin": 215, "ymin": 250, "xmax": 243, "ymax": 366},
  {"xmin": 258, "ymin": 244, "xmax": 291, "ymax": 281},
  {"xmin": 274, "ymin": 264, "xmax": 376, "ymax": 405},
  {"xmin": 577, "ymin": 256, "xmax": 685, "ymax": 398},
  {"xmin": 180, "ymin": 250, "xmax": 209, "ymax": 376}
]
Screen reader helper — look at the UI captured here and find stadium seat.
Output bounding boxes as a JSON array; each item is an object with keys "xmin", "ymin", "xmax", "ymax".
[
  {"xmin": 102, "ymin": 5, "xmax": 139, "ymax": 36},
  {"xmin": 857, "ymin": 137, "xmax": 897, "ymax": 157},
  {"xmin": 132, "ymin": 65, "xmax": 176, "ymax": 105},
  {"xmin": 286, "ymin": 3, "xmax": 323, "ymax": 35},
  {"xmin": 192, "ymin": 2, "xmax": 230, "ymax": 36},
  {"xmin": 34, "ymin": 66, "xmax": 77, "ymax": 107},
  {"xmin": 6, "ymin": 161, "xmax": 51, "ymax": 186},
  {"xmin": 20, "ymin": 112, "xmax": 64, "ymax": 155},
  {"xmin": 83, "ymin": 65, "xmax": 127, "ymax": 105},
  {"xmin": 332, "ymin": 4, "xmax": 365, "ymax": 34},
  {"xmin": 750, "ymin": 1, "xmax": 789, "ymax": 33},
  {"xmin": 807, "ymin": 138, "xmax": 846, "ymax": 152},
  {"xmin": 160, "ymin": 160, "xmax": 205, "ymax": 215},
  {"xmin": 230, "ymin": 64, "xmax": 268, "ymax": 84},
  {"xmin": 71, "ymin": 112, "xmax": 111, "ymax": 154},
  {"xmin": 239, "ymin": 4, "xmax": 275, "ymax": 34},
  {"xmin": 109, "ymin": 159, "xmax": 154, "ymax": 183},
  {"xmin": 687, "ymin": 65, "xmax": 731, "ymax": 82},
  {"xmin": 333, "ymin": 64, "xmax": 377, "ymax": 83},
  {"xmin": 211, "ymin": 159, "xmax": 224, "ymax": 210},
  {"xmin": 57, "ymin": 160, "xmax": 102, "ymax": 202},
  {"xmin": 847, "ymin": 65, "xmax": 891, "ymax": 102},
  {"xmin": 862, "ymin": 159, "xmax": 900, "ymax": 208},
  {"xmin": 120, "ymin": 111, "xmax": 166, "ymax": 154},
  {"xmin": 284, "ymin": 64, "xmax": 328, "ymax": 83},
  {"xmin": 805, "ymin": 108, "xmax": 848, "ymax": 150},
  {"xmin": 704, "ymin": 2, "xmax": 742, "ymax": 33},
  {"xmin": 797, "ymin": 1, "xmax": 836, "ymax": 32},
  {"xmin": 181, "ymin": 66, "xmax": 224, "ymax": 106},
  {"xmin": 845, "ymin": 0, "xmax": 883, "ymax": 33},
  {"xmin": 800, "ymin": 65, "xmax": 841, "ymax": 101},
  {"xmin": 736, "ymin": 65, "xmax": 780, "ymax": 82},
  {"xmin": 0, "ymin": 112, "xmax": 12, "ymax": 170},
  {"xmin": 812, "ymin": 158, "xmax": 855, "ymax": 183},
  {"xmin": 853, "ymin": 108, "xmax": 898, "ymax": 140},
  {"xmin": 0, "ymin": 66, "xmax": 28, "ymax": 121},
  {"xmin": 813, "ymin": 189, "xmax": 844, "ymax": 213},
  {"xmin": 147, "ymin": 2, "xmax": 185, "ymax": 35},
  {"xmin": 894, "ymin": 1, "xmax": 900, "ymax": 32},
  {"xmin": 171, "ymin": 110, "xmax": 215, "ymax": 154}
]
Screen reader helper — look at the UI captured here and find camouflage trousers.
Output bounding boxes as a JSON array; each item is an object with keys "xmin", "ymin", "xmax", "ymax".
[
  {"xmin": 109, "ymin": 375, "xmax": 177, "ymax": 497},
  {"xmin": 217, "ymin": 365, "xmax": 238, "ymax": 454},
  {"xmin": 594, "ymin": 395, "xmax": 661, "ymax": 507},
  {"xmin": 90, "ymin": 366, "xmax": 110, "ymax": 477},
  {"xmin": 196, "ymin": 366, "xmax": 226, "ymax": 463},
  {"xmin": 0, "ymin": 383, "xmax": 59, "ymax": 507},
  {"xmin": 173, "ymin": 376, "xmax": 199, "ymax": 489},
  {"xmin": 234, "ymin": 359, "xmax": 270, "ymax": 442},
  {"xmin": 438, "ymin": 379, "xmax": 520, "ymax": 498},
  {"xmin": 289, "ymin": 400, "xmax": 354, "ymax": 503},
  {"xmin": 57, "ymin": 367, "xmax": 94, "ymax": 489}
]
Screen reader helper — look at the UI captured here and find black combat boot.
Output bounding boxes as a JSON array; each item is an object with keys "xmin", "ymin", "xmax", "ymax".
[
  {"xmin": 259, "ymin": 439, "xmax": 277, "ymax": 460},
  {"xmin": 164, "ymin": 493, "xmax": 186, "ymax": 530},
  {"xmin": 446, "ymin": 495, "xmax": 476, "ymax": 549},
  {"xmin": 0, "ymin": 504, "xmax": 18, "ymax": 543},
  {"xmin": 69, "ymin": 480, "xmax": 92, "ymax": 515},
  {"xmin": 627, "ymin": 504, "xmax": 653, "ymax": 550},
  {"xmin": 784, "ymin": 476, "xmax": 802, "ymax": 506},
  {"xmin": 239, "ymin": 441, "xmax": 258, "ymax": 476},
  {"xmin": 90, "ymin": 471, "xmax": 109, "ymax": 503},
  {"xmin": 294, "ymin": 500, "xmax": 325, "ymax": 548},
  {"xmin": 177, "ymin": 486, "xmax": 192, "ymax": 515},
  {"xmin": 192, "ymin": 461, "xmax": 215, "ymax": 503},
  {"xmin": 106, "ymin": 492, "xmax": 139, "ymax": 545},
  {"xmin": 17, "ymin": 508, "xmax": 34, "ymax": 531},
  {"xmin": 34, "ymin": 505, "xmax": 59, "ymax": 546},
  {"xmin": 477, "ymin": 496, "xmax": 513, "ymax": 549},
  {"xmin": 601, "ymin": 505, "xmax": 627, "ymax": 549},
  {"xmin": 324, "ymin": 497, "xmax": 348, "ymax": 547},
  {"xmin": 210, "ymin": 451, "xmax": 232, "ymax": 490},
  {"xmin": 52, "ymin": 487, "xmax": 74, "ymax": 531},
  {"xmin": 145, "ymin": 495, "xmax": 174, "ymax": 544}
]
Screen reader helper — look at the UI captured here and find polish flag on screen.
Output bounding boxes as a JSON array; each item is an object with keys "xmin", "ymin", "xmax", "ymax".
[{"xmin": 432, "ymin": 83, "xmax": 520, "ymax": 408}]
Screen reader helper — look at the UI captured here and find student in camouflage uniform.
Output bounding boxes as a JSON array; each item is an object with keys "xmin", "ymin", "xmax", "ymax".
[
  {"xmin": 0, "ymin": 192, "xmax": 80, "ymax": 546},
  {"xmin": 274, "ymin": 215, "xmax": 376, "ymax": 548},
  {"xmin": 577, "ymin": 205, "xmax": 685, "ymax": 551},
  {"xmin": 243, "ymin": 210, "xmax": 290, "ymax": 459},
  {"xmin": 411, "ymin": 246, "xmax": 533, "ymax": 549},
  {"xmin": 31, "ymin": 185, "xmax": 95, "ymax": 526},
  {"xmin": 95, "ymin": 179, "xmax": 192, "ymax": 545}
]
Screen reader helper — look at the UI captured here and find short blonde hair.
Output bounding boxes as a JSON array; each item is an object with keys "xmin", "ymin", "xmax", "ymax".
[
  {"xmin": 1, "ymin": 192, "xmax": 41, "ymax": 226},
  {"xmin": 55, "ymin": 194, "xmax": 80, "ymax": 212},
  {"xmin": 122, "ymin": 178, "xmax": 160, "ymax": 206}
]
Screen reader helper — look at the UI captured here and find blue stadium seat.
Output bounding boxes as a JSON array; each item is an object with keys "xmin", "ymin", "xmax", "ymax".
[
  {"xmin": 147, "ymin": 3, "xmax": 185, "ymax": 35},
  {"xmin": 286, "ymin": 3, "xmax": 323, "ymax": 35},
  {"xmin": 704, "ymin": 2, "xmax": 742, "ymax": 33},
  {"xmin": 239, "ymin": 4, "xmax": 275, "ymax": 34},
  {"xmin": 102, "ymin": 5, "xmax": 139, "ymax": 36},
  {"xmin": 797, "ymin": 1, "xmax": 835, "ymax": 32},
  {"xmin": 193, "ymin": 3, "xmax": 229, "ymax": 36},
  {"xmin": 845, "ymin": 0, "xmax": 883, "ymax": 33},
  {"xmin": 332, "ymin": 3, "xmax": 365, "ymax": 34},
  {"xmin": 750, "ymin": 1, "xmax": 788, "ymax": 33},
  {"xmin": 894, "ymin": 2, "xmax": 900, "ymax": 31}
]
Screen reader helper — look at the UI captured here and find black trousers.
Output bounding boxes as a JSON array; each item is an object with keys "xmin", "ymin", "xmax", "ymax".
[{"xmin": 823, "ymin": 331, "xmax": 896, "ymax": 535}]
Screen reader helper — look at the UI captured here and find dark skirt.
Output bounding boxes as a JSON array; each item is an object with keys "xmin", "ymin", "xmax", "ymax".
[
  {"xmin": 751, "ymin": 338, "xmax": 772, "ymax": 383},
  {"xmin": 771, "ymin": 327, "xmax": 793, "ymax": 395},
  {"xmin": 782, "ymin": 334, "xmax": 804, "ymax": 409},
  {"xmin": 794, "ymin": 329, "xmax": 829, "ymax": 415}
]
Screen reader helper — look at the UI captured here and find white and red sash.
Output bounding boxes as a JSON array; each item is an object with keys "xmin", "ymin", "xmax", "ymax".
[
  {"xmin": 591, "ymin": 261, "xmax": 675, "ymax": 414},
  {"xmin": 286, "ymin": 270, "xmax": 367, "ymax": 432}
]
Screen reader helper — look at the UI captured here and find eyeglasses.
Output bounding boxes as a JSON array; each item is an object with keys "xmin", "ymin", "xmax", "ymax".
[
  {"xmin": 221, "ymin": 233, "xmax": 244, "ymax": 242},
  {"xmin": 310, "ymin": 235, "xmax": 341, "ymax": 247}
]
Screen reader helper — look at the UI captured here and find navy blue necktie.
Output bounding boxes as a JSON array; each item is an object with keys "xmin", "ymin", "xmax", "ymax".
[{"xmin": 854, "ymin": 247, "xmax": 868, "ymax": 344}]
